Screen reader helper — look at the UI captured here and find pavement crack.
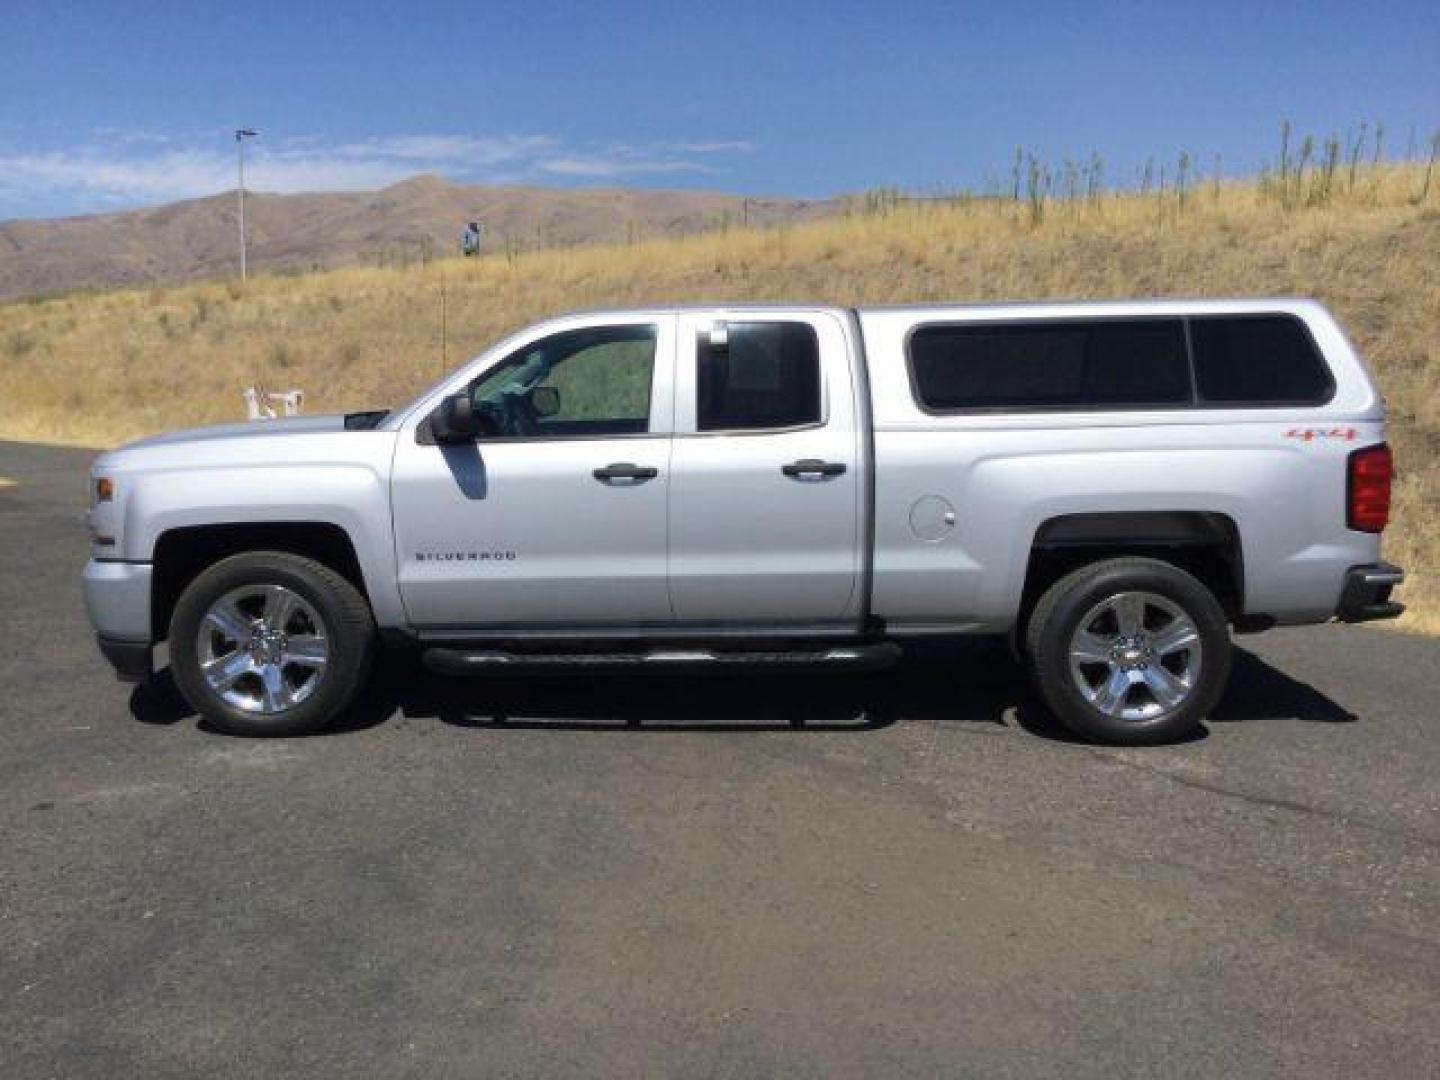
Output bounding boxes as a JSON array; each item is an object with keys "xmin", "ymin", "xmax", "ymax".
[{"xmin": 1087, "ymin": 749, "xmax": 1440, "ymax": 851}]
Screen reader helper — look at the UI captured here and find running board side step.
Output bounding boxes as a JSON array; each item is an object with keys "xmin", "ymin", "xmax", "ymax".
[{"xmin": 422, "ymin": 642, "xmax": 902, "ymax": 677}]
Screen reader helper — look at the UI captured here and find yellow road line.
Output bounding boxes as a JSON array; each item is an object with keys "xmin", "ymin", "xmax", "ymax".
[{"xmin": 0, "ymin": 477, "xmax": 15, "ymax": 490}]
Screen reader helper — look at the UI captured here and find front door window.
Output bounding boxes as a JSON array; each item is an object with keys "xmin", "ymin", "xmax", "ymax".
[{"xmin": 468, "ymin": 325, "xmax": 657, "ymax": 439}]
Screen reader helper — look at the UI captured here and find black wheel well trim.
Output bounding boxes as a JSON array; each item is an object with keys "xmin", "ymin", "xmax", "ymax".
[
  {"xmin": 150, "ymin": 521, "xmax": 369, "ymax": 641},
  {"xmin": 1021, "ymin": 511, "xmax": 1245, "ymax": 621}
]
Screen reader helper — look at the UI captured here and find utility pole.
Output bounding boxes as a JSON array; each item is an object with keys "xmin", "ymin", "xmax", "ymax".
[
  {"xmin": 235, "ymin": 129, "xmax": 258, "ymax": 280},
  {"xmin": 438, "ymin": 262, "xmax": 448, "ymax": 377}
]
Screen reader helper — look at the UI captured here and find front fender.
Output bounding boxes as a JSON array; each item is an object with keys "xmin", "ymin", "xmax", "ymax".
[{"xmin": 121, "ymin": 462, "xmax": 405, "ymax": 630}]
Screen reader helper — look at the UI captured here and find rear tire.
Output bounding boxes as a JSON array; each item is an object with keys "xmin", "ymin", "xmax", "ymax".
[
  {"xmin": 169, "ymin": 551, "xmax": 375, "ymax": 736},
  {"xmin": 1024, "ymin": 557, "xmax": 1230, "ymax": 745}
]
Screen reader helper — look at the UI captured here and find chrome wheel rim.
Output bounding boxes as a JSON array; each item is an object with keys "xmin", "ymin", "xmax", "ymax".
[
  {"xmin": 196, "ymin": 584, "xmax": 328, "ymax": 715},
  {"xmin": 1068, "ymin": 591, "xmax": 1201, "ymax": 723}
]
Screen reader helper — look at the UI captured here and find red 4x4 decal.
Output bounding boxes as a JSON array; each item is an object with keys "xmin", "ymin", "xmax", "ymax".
[{"xmin": 1285, "ymin": 427, "xmax": 1358, "ymax": 442}]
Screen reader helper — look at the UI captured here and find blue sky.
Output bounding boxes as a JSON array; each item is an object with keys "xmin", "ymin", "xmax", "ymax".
[{"xmin": 1, "ymin": 0, "xmax": 1436, "ymax": 220}]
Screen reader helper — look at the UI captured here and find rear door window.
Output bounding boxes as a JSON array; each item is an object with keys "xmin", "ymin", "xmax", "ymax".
[
  {"xmin": 697, "ymin": 321, "xmax": 822, "ymax": 430},
  {"xmin": 1190, "ymin": 315, "xmax": 1334, "ymax": 405},
  {"xmin": 908, "ymin": 319, "xmax": 1191, "ymax": 411}
]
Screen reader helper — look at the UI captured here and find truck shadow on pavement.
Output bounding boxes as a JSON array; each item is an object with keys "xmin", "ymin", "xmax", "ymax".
[{"xmin": 129, "ymin": 639, "xmax": 1357, "ymax": 741}]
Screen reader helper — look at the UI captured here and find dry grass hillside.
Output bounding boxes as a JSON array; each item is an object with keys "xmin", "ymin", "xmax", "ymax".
[{"xmin": 2, "ymin": 167, "xmax": 1436, "ymax": 631}]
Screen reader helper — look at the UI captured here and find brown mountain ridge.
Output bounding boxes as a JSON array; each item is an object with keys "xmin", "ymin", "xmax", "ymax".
[{"xmin": 0, "ymin": 175, "xmax": 841, "ymax": 300}]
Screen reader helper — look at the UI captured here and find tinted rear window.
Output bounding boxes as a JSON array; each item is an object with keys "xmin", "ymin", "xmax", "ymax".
[
  {"xmin": 1190, "ymin": 316, "xmax": 1333, "ymax": 404},
  {"xmin": 908, "ymin": 320, "xmax": 1191, "ymax": 411}
]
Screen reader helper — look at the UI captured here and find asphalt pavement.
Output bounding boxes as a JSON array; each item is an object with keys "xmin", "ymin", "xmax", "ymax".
[{"xmin": 1, "ymin": 439, "xmax": 1436, "ymax": 1078}]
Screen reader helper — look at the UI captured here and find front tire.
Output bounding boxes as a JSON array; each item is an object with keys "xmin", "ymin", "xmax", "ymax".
[
  {"xmin": 1024, "ymin": 557, "xmax": 1230, "ymax": 745},
  {"xmin": 169, "ymin": 552, "xmax": 375, "ymax": 736}
]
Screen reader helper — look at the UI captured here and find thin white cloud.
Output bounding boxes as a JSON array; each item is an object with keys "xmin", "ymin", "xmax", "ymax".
[
  {"xmin": 327, "ymin": 134, "xmax": 559, "ymax": 164},
  {"xmin": 538, "ymin": 139, "xmax": 752, "ymax": 177},
  {"xmin": 90, "ymin": 127, "xmax": 177, "ymax": 147},
  {"xmin": 0, "ymin": 132, "xmax": 756, "ymax": 215},
  {"xmin": 665, "ymin": 140, "xmax": 756, "ymax": 154},
  {"xmin": 540, "ymin": 156, "xmax": 710, "ymax": 177},
  {"xmin": 0, "ymin": 149, "xmax": 236, "ymax": 203}
]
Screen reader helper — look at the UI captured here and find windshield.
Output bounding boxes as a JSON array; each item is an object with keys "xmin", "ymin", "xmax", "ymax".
[{"xmin": 343, "ymin": 409, "xmax": 390, "ymax": 430}]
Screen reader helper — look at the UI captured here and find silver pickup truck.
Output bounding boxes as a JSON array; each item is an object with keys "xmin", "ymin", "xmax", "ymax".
[{"xmin": 83, "ymin": 299, "xmax": 1402, "ymax": 744}]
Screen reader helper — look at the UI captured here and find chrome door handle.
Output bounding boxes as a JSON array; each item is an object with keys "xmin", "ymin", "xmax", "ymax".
[
  {"xmin": 593, "ymin": 462, "xmax": 659, "ymax": 483},
  {"xmin": 782, "ymin": 459, "xmax": 847, "ymax": 478}
]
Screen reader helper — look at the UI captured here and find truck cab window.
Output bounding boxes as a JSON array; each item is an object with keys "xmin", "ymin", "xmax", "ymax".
[
  {"xmin": 698, "ymin": 321, "xmax": 822, "ymax": 431},
  {"xmin": 468, "ymin": 324, "xmax": 656, "ymax": 438}
]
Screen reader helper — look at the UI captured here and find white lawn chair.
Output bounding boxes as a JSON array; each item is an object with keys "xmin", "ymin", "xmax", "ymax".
[{"xmin": 244, "ymin": 386, "xmax": 305, "ymax": 420}]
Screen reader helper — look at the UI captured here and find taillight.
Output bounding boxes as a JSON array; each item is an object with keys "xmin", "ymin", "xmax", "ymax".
[{"xmin": 1347, "ymin": 443, "xmax": 1392, "ymax": 533}]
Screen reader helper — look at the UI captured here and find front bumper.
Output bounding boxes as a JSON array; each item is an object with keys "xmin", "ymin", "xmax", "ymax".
[
  {"xmin": 97, "ymin": 635, "xmax": 153, "ymax": 682},
  {"xmin": 1336, "ymin": 562, "xmax": 1405, "ymax": 623},
  {"xmin": 83, "ymin": 559, "xmax": 153, "ymax": 680}
]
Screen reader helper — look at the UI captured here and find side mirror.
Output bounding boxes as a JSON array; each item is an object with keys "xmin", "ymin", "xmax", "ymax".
[
  {"xmin": 432, "ymin": 391, "xmax": 485, "ymax": 443},
  {"xmin": 530, "ymin": 385, "xmax": 561, "ymax": 418}
]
